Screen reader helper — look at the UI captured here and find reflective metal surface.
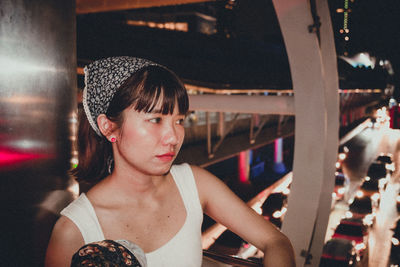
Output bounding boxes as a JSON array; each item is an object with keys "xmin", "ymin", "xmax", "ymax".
[{"xmin": 0, "ymin": 1, "xmax": 76, "ymax": 266}]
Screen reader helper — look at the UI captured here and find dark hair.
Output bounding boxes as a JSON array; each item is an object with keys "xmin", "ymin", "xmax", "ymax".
[{"xmin": 71, "ymin": 65, "xmax": 189, "ymax": 185}]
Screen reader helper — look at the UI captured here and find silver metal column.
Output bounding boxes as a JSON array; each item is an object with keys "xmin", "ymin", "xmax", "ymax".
[{"xmin": 0, "ymin": 1, "xmax": 76, "ymax": 266}]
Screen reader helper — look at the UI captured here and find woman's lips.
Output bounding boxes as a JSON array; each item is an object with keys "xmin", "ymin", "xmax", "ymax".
[{"xmin": 156, "ymin": 152, "xmax": 175, "ymax": 162}]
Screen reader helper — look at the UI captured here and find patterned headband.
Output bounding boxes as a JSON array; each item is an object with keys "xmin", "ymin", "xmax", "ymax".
[{"xmin": 83, "ymin": 56, "xmax": 159, "ymax": 136}]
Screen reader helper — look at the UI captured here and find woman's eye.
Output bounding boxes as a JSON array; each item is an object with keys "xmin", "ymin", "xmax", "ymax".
[
  {"xmin": 149, "ymin": 118, "xmax": 162, "ymax": 123},
  {"xmin": 176, "ymin": 118, "xmax": 185, "ymax": 125}
]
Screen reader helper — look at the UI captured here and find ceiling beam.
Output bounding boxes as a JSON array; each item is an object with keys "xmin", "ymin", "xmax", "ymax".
[{"xmin": 76, "ymin": 0, "xmax": 217, "ymax": 14}]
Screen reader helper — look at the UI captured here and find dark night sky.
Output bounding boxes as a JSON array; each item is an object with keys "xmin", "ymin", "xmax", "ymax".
[
  {"xmin": 77, "ymin": 0, "xmax": 400, "ymax": 90},
  {"xmin": 346, "ymin": 0, "xmax": 400, "ymax": 76}
]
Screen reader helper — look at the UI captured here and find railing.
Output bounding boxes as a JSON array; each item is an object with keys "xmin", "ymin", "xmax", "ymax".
[
  {"xmin": 203, "ymin": 250, "xmax": 262, "ymax": 267},
  {"xmin": 201, "ymin": 173, "xmax": 293, "ymax": 267},
  {"xmin": 201, "ymin": 172, "xmax": 292, "ymax": 249}
]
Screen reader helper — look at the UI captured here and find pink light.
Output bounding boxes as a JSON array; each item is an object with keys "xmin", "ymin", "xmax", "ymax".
[
  {"xmin": 0, "ymin": 148, "xmax": 53, "ymax": 168},
  {"xmin": 238, "ymin": 151, "xmax": 248, "ymax": 183}
]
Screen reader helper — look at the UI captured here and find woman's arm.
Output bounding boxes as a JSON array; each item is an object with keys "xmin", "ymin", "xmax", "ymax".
[
  {"xmin": 45, "ymin": 216, "xmax": 85, "ymax": 267},
  {"xmin": 192, "ymin": 165, "xmax": 295, "ymax": 267}
]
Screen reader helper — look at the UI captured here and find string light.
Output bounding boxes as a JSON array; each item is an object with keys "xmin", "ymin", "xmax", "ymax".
[{"xmin": 342, "ymin": 0, "xmax": 351, "ymax": 46}]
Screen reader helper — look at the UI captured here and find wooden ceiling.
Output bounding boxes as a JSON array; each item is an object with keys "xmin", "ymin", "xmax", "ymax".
[{"xmin": 76, "ymin": 0, "xmax": 216, "ymax": 14}]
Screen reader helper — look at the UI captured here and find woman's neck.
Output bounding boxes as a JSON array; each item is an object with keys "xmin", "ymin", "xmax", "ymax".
[{"xmin": 90, "ymin": 168, "xmax": 169, "ymax": 203}]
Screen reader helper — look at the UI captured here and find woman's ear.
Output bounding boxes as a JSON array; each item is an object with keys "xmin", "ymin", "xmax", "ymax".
[{"xmin": 97, "ymin": 114, "xmax": 116, "ymax": 138}]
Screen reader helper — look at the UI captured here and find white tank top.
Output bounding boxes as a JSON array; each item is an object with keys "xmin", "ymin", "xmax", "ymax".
[{"xmin": 61, "ymin": 163, "xmax": 204, "ymax": 267}]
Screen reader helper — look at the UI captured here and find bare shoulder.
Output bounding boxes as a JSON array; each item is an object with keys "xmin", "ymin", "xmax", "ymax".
[
  {"xmin": 189, "ymin": 164, "xmax": 219, "ymax": 182},
  {"xmin": 189, "ymin": 165, "xmax": 222, "ymax": 190},
  {"xmin": 189, "ymin": 164, "xmax": 232, "ymax": 206},
  {"xmin": 52, "ymin": 215, "xmax": 83, "ymax": 240},
  {"xmin": 45, "ymin": 216, "xmax": 84, "ymax": 267}
]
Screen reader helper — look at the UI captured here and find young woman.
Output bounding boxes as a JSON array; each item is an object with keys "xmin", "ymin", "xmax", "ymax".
[{"xmin": 45, "ymin": 56, "xmax": 295, "ymax": 267}]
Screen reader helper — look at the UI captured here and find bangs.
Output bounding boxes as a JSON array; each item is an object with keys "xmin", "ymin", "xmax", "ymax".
[
  {"xmin": 108, "ymin": 65, "xmax": 189, "ymax": 119},
  {"xmin": 134, "ymin": 82, "xmax": 188, "ymax": 115},
  {"xmin": 127, "ymin": 66, "xmax": 188, "ymax": 115}
]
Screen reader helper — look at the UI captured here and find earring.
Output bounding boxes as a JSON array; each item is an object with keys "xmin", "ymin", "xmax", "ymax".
[{"xmin": 110, "ymin": 137, "xmax": 116, "ymax": 143}]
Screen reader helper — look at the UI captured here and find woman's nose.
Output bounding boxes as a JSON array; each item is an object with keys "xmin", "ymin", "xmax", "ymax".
[{"xmin": 162, "ymin": 124, "xmax": 180, "ymax": 145}]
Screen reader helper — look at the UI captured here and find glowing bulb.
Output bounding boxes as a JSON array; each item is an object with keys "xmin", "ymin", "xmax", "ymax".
[
  {"xmin": 363, "ymin": 214, "xmax": 374, "ymax": 226},
  {"xmin": 371, "ymin": 193, "xmax": 380, "ymax": 202},
  {"xmin": 254, "ymin": 206, "xmax": 262, "ymax": 215},
  {"xmin": 338, "ymin": 153, "xmax": 347, "ymax": 160},
  {"xmin": 281, "ymin": 207, "xmax": 287, "ymax": 215},
  {"xmin": 387, "ymin": 163, "xmax": 395, "ymax": 171},
  {"xmin": 282, "ymin": 188, "xmax": 290, "ymax": 195},
  {"xmin": 272, "ymin": 210, "xmax": 282, "ymax": 218},
  {"xmin": 355, "ymin": 243, "xmax": 366, "ymax": 251}
]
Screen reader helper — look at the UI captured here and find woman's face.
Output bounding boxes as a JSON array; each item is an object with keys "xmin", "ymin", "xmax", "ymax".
[{"xmin": 113, "ymin": 100, "xmax": 186, "ymax": 177}]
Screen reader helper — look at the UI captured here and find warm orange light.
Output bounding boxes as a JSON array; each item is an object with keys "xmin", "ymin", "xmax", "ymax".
[{"xmin": 126, "ymin": 20, "xmax": 188, "ymax": 32}]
